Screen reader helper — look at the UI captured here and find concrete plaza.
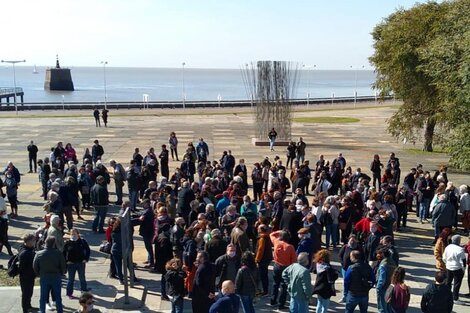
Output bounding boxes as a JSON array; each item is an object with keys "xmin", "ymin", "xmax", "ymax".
[{"xmin": 0, "ymin": 103, "xmax": 468, "ymax": 312}]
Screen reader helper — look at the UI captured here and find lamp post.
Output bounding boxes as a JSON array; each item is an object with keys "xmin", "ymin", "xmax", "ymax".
[
  {"xmin": 1, "ymin": 59, "xmax": 26, "ymax": 115},
  {"xmin": 101, "ymin": 61, "xmax": 108, "ymax": 109},
  {"xmin": 182, "ymin": 62, "xmax": 186, "ymax": 109},
  {"xmin": 350, "ymin": 65, "xmax": 364, "ymax": 107},
  {"xmin": 303, "ymin": 64, "xmax": 316, "ymax": 107}
]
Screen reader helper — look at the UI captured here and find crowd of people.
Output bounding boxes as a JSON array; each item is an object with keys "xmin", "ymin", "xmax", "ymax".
[{"xmin": 0, "ymin": 132, "xmax": 469, "ymax": 313}]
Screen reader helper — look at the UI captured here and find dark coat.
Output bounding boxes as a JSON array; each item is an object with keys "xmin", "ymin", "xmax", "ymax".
[
  {"xmin": 192, "ymin": 261, "xmax": 216, "ymax": 313},
  {"xmin": 432, "ymin": 200, "xmax": 455, "ymax": 227},
  {"xmin": 177, "ymin": 187, "xmax": 195, "ymax": 217},
  {"xmin": 312, "ymin": 263, "xmax": 339, "ymax": 299},
  {"xmin": 235, "ymin": 265, "xmax": 260, "ymax": 297},
  {"xmin": 205, "ymin": 236, "xmax": 228, "ymax": 263},
  {"xmin": 154, "ymin": 232, "xmax": 173, "ymax": 273},
  {"xmin": 421, "ymin": 283, "xmax": 453, "ymax": 313},
  {"xmin": 164, "ymin": 269, "xmax": 186, "ymax": 299},
  {"xmin": 279, "ymin": 210, "xmax": 303, "ymax": 248},
  {"xmin": 18, "ymin": 244, "xmax": 36, "ymax": 279}
]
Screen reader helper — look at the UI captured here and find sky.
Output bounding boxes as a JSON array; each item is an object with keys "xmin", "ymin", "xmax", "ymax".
[{"xmin": 1, "ymin": 0, "xmax": 431, "ymax": 69}]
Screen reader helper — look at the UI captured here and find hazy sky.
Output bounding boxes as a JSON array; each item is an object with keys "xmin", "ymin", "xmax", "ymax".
[{"xmin": 2, "ymin": 0, "xmax": 428, "ymax": 69}]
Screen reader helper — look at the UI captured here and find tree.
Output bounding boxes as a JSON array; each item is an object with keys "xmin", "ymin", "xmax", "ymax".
[
  {"xmin": 369, "ymin": 1, "xmax": 450, "ymax": 152},
  {"xmin": 419, "ymin": 0, "xmax": 470, "ymax": 169}
]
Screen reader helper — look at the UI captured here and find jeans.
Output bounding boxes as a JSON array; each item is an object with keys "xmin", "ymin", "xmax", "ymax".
[
  {"xmin": 92, "ymin": 205, "xmax": 108, "ymax": 232},
  {"xmin": 419, "ymin": 198, "xmax": 430, "ymax": 221},
  {"xmin": 143, "ymin": 235, "xmax": 154, "ymax": 266},
  {"xmin": 345, "ymin": 293, "xmax": 368, "ymax": 313},
  {"xmin": 325, "ymin": 223, "xmax": 339, "ymax": 247},
  {"xmin": 129, "ymin": 190, "xmax": 138, "ymax": 210},
  {"xmin": 40, "ymin": 276, "xmax": 63, "ymax": 313},
  {"xmin": 341, "ymin": 269, "xmax": 347, "ymax": 297},
  {"xmin": 269, "ymin": 138, "xmax": 276, "ymax": 150},
  {"xmin": 258, "ymin": 262, "xmax": 270, "ymax": 294},
  {"xmin": 447, "ymin": 268, "xmax": 464, "ymax": 300},
  {"xmin": 29, "ymin": 155, "xmax": 37, "ymax": 172},
  {"xmin": 289, "ymin": 297, "xmax": 309, "ymax": 313},
  {"xmin": 240, "ymin": 295, "xmax": 255, "ymax": 313},
  {"xmin": 66, "ymin": 262, "xmax": 87, "ymax": 296},
  {"xmin": 113, "ymin": 253, "xmax": 124, "ymax": 282},
  {"xmin": 63, "ymin": 205, "xmax": 74, "ymax": 231},
  {"xmin": 115, "ymin": 183, "xmax": 123, "ymax": 203},
  {"xmin": 377, "ymin": 289, "xmax": 389, "ymax": 313},
  {"xmin": 316, "ymin": 295, "xmax": 330, "ymax": 313},
  {"xmin": 271, "ymin": 263, "xmax": 287, "ymax": 306},
  {"xmin": 171, "ymin": 296, "xmax": 184, "ymax": 313},
  {"xmin": 372, "ymin": 173, "xmax": 381, "ymax": 189},
  {"xmin": 296, "ymin": 154, "xmax": 305, "ymax": 165}
]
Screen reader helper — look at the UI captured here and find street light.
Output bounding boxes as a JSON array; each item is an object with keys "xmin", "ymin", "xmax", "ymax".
[
  {"xmin": 303, "ymin": 64, "xmax": 316, "ymax": 107},
  {"xmin": 1, "ymin": 59, "xmax": 26, "ymax": 115},
  {"xmin": 182, "ymin": 62, "xmax": 186, "ymax": 109},
  {"xmin": 350, "ymin": 65, "xmax": 365, "ymax": 107},
  {"xmin": 101, "ymin": 61, "xmax": 108, "ymax": 109}
]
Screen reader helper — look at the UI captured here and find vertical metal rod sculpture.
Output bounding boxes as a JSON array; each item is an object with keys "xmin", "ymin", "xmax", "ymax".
[{"xmin": 242, "ymin": 61, "xmax": 300, "ymax": 141}]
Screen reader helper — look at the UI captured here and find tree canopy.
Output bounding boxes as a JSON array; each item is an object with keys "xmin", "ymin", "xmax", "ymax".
[{"xmin": 370, "ymin": 0, "xmax": 470, "ymax": 170}]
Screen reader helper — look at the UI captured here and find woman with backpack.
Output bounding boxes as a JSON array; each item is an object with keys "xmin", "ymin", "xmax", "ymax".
[
  {"xmin": 312, "ymin": 249, "xmax": 339, "ymax": 313},
  {"xmin": 386, "ymin": 266, "xmax": 410, "ymax": 313}
]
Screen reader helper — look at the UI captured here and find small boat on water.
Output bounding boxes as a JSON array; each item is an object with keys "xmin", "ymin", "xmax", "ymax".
[{"xmin": 33, "ymin": 65, "xmax": 38, "ymax": 74}]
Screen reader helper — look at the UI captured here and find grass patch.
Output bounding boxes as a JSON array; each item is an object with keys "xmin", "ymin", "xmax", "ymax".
[
  {"xmin": 292, "ymin": 117, "xmax": 360, "ymax": 124},
  {"xmin": 404, "ymin": 147, "xmax": 446, "ymax": 155},
  {"xmin": 0, "ymin": 268, "xmax": 20, "ymax": 286}
]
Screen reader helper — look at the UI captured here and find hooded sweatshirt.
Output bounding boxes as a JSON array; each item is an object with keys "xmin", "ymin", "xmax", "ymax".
[{"xmin": 420, "ymin": 283, "xmax": 453, "ymax": 313}]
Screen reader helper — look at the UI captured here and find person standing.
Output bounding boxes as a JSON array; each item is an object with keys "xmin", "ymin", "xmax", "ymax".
[
  {"xmin": 269, "ymin": 229, "xmax": 297, "ymax": 310},
  {"xmin": 196, "ymin": 138, "xmax": 210, "ymax": 163},
  {"xmin": 0, "ymin": 206, "xmax": 14, "ymax": 255},
  {"xmin": 442, "ymin": 234, "xmax": 466, "ymax": 304},
  {"xmin": 387, "ymin": 267, "xmax": 410, "ymax": 313},
  {"xmin": 312, "ymin": 250, "xmax": 339, "ymax": 313},
  {"xmin": 164, "ymin": 258, "xmax": 187, "ymax": 313},
  {"xmin": 91, "ymin": 140, "xmax": 104, "ymax": 165},
  {"xmin": 159, "ymin": 144, "xmax": 170, "ymax": 179},
  {"xmin": 255, "ymin": 224, "xmax": 273, "ymax": 296},
  {"xmin": 91, "ymin": 176, "xmax": 109, "ymax": 233},
  {"xmin": 420, "ymin": 271, "xmax": 453, "ymax": 313},
  {"xmin": 169, "ymin": 132, "xmax": 179, "ymax": 161},
  {"xmin": 93, "ymin": 108, "xmax": 100, "ymax": 127},
  {"xmin": 209, "ymin": 280, "xmax": 240, "ymax": 313},
  {"xmin": 18, "ymin": 233, "xmax": 36, "ymax": 313},
  {"xmin": 192, "ymin": 251, "xmax": 216, "ymax": 313},
  {"xmin": 369, "ymin": 154, "xmax": 383, "ymax": 189},
  {"xmin": 33, "ymin": 236, "xmax": 66, "ymax": 313},
  {"xmin": 343, "ymin": 250, "xmax": 375, "ymax": 313},
  {"xmin": 282, "ymin": 252, "xmax": 313, "ymax": 313},
  {"xmin": 139, "ymin": 199, "xmax": 155, "ymax": 268},
  {"xmin": 235, "ymin": 252, "xmax": 260, "ymax": 313},
  {"xmin": 109, "ymin": 160, "xmax": 126, "ymax": 205},
  {"xmin": 268, "ymin": 128, "xmax": 277, "ymax": 151},
  {"xmin": 64, "ymin": 228, "xmax": 91, "ymax": 299},
  {"xmin": 102, "ymin": 108, "xmax": 109, "ymax": 127},
  {"xmin": 376, "ymin": 247, "xmax": 397, "ymax": 313},
  {"xmin": 214, "ymin": 244, "xmax": 240, "ymax": 291},
  {"xmin": 27, "ymin": 140, "xmax": 39, "ymax": 173},
  {"xmin": 4, "ymin": 170, "xmax": 19, "ymax": 217},
  {"xmin": 432, "ymin": 194, "xmax": 455, "ymax": 243},
  {"xmin": 296, "ymin": 137, "xmax": 306, "ymax": 164}
]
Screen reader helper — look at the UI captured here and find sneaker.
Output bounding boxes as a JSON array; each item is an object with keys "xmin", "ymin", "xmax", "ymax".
[
  {"xmin": 68, "ymin": 295, "xmax": 75, "ymax": 300},
  {"xmin": 46, "ymin": 303, "xmax": 53, "ymax": 311},
  {"xmin": 454, "ymin": 300, "xmax": 464, "ymax": 305}
]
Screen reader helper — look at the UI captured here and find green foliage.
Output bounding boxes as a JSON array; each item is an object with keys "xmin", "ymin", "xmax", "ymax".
[
  {"xmin": 370, "ymin": 0, "xmax": 470, "ymax": 167},
  {"xmin": 442, "ymin": 123, "xmax": 470, "ymax": 171}
]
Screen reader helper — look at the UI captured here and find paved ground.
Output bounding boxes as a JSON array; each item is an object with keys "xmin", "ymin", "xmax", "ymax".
[{"xmin": 0, "ymin": 103, "xmax": 468, "ymax": 312}]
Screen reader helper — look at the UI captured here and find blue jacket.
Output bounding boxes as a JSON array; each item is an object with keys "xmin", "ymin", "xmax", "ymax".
[
  {"xmin": 376, "ymin": 257, "xmax": 396, "ymax": 294},
  {"xmin": 216, "ymin": 197, "xmax": 231, "ymax": 215},
  {"xmin": 296, "ymin": 237, "xmax": 314, "ymax": 266},
  {"xmin": 344, "ymin": 261, "xmax": 375, "ymax": 297},
  {"xmin": 209, "ymin": 293, "xmax": 240, "ymax": 313}
]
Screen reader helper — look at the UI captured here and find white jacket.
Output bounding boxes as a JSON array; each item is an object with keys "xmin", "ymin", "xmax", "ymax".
[{"xmin": 443, "ymin": 244, "xmax": 466, "ymax": 271}]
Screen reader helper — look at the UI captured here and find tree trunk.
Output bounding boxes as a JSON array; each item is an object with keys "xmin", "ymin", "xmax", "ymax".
[{"xmin": 423, "ymin": 118, "xmax": 436, "ymax": 152}]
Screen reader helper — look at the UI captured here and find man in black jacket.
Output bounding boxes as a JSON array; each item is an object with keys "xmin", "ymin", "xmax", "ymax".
[
  {"xmin": 91, "ymin": 139, "xmax": 104, "ymax": 165},
  {"xmin": 343, "ymin": 250, "xmax": 375, "ymax": 313},
  {"xmin": 193, "ymin": 251, "xmax": 216, "ymax": 313},
  {"xmin": 177, "ymin": 181, "xmax": 195, "ymax": 224},
  {"xmin": 91, "ymin": 176, "xmax": 109, "ymax": 233},
  {"xmin": 27, "ymin": 140, "xmax": 38, "ymax": 173},
  {"xmin": 19, "ymin": 233, "xmax": 36, "ymax": 313},
  {"xmin": 421, "ymin": 270, "xmax": 453, "ymax": 313}
]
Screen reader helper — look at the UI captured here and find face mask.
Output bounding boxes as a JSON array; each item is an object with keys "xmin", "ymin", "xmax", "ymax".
[
  {"xmin": 86, "ymin": 304, "xmax": 94, "ymax": 311},
  {"xmin": 71, "ymin": 235, "xmax": 78, "ymax": 241},
  {"xmin": 349, "ymin": 241, "xmax": 357, "ymax": 248},
  {"xmin": 228, "ymin": 251, "xmax": 236, "ymax": 258},
  {"xmin": 244, "ymin": 201, "xmax": 250, "ymax": 206},
  {"xmin": 298, "ymin": 234, "xmax": 304, "ymax": 240}
]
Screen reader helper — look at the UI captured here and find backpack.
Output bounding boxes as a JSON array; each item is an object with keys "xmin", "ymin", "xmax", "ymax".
[
  {"xmin": 385, "ymin": 284, "xmax": 395, "ymax": 304},
  {"xmin": 7, "ymin": 254, "xmax": 19, "ymax": 278}
]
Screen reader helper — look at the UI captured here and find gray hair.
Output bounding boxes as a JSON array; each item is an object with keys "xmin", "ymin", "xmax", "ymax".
[
  {"xmin": 451, "ymin": 234, "xmax": 461, "ymax": 245},
  {"xmin": 460, "ymin": 185, "xmax": 468, "ymax": 194},
  {"xmin": 297, "ymin": 252, "xmax": 309, "ymax": 266}
]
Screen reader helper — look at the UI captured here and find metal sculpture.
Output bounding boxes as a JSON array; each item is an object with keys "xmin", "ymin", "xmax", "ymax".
[{"xmin": 242, "ymin": 61, "xmax": 300, "ymax": 141}]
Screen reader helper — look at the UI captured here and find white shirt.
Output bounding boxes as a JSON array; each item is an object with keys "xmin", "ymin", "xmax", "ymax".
[{"xmin": 443, "ymin": 244, "xmax": 466, "ymax": 271}]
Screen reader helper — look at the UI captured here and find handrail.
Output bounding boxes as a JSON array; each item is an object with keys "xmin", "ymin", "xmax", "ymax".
[{"xmin": 0, "ymin": 87, "xmax": 23, "ymax": 96}]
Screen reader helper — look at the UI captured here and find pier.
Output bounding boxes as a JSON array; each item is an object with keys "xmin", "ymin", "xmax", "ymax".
[{"xmin": 0, "ymin": 87, "xmax": 24, "ymax": 106}]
